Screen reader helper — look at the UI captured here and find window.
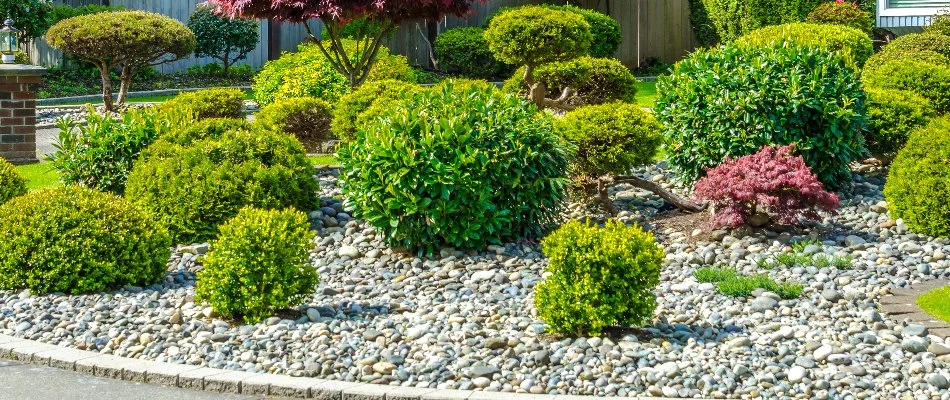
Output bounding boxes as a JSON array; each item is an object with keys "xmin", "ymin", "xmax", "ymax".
[
  {"xmin": 880, "ymin": 0, "xmax": 950, "ymax": 17},
  {"xmin": 887, "ymin": 0, "xmax": 950, "ymax": 8}
]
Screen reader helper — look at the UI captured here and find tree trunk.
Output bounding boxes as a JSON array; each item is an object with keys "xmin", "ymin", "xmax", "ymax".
[
  {"xmin": 116, "ymin": 65, "xmax": 133, "ymax": 106},
  {"xmin": 522, "ymin": 64, "xmax": 547, "ymax": 109},
  {"xmin": 222, "ymin": 50, "xmax": 231, "ymax": 73},
  {"xmin": 611, "ymin": 175, "xmax": 707, "ymax": 212},
  {"xmin": 98, "ymin": 63, "xmax": 115, "ymax": 112},
  {"xmin": 597, "ymin": 178, "xmax": 619, "ymax": 215}
]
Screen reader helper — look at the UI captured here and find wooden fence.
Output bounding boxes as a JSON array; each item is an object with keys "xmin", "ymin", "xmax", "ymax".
[{"xmin": 29, "ymin": 0, "xmax": 697, "ymax": 72}]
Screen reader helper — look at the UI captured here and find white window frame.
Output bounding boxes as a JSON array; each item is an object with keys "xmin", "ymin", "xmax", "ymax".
[{"xmin": 878, "ymin": 0, "xmax": 949, "ymax": 17}]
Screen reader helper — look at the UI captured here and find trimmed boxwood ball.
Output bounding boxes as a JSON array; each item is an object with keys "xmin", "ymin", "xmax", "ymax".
[
  {"xmin": 0, "ymin": 185, "xmax": 171, "ymax": 295},
  {"xmin": 884, "ymin": 116, "xmax": 950, "ymax": 238},
  {"xmin": 159, "ymin": 88, "xmax": 245, "ymax": 120},
  {"xmin": 434, "ymin": 27, "xmax": 512, "ymax": 79},
  {"xmin": 733, "ymin": 22, "xmax": 874, "ymax": 67},
  {"xmin": 126, "ymin": 127, "xmax": 319, "ymax": 245},
  {"xmin": 535, "ymin": 219, "xmax": 664, "ymax": 337},
  {"xmin": 255, "ymin": 97, "xmax": 334, "ymax": 153},
  {"xmin": 865, "ymin": 88, "xmax": 936, "ymax": 160},
  {"xmin": 805, "ymin": 1, "xmax": 873, "ymax": 33},
  {"xmin": 879, "ymin": 33, "xmax": 950, "ymax": 60},
  {"xmin": 331, "ymin": 80, "xmax": 423, "ymax": 143},
  {"xmin": 337, "ymin": 81, "xmax": 570, "ymax": 254},
  {"xmin": 862, "ymin": 59, "xmax": 950, "ymax": 115},
  {"xmin": 862, "ymin": 49, "xmax": 950, "ymax": 78},
  {"xmin": 0, "ymin": 159, "xmax": 27, "ymax": 206},
  {"xmin": 158, "ymin": 118, "xmax": 253, "ymax": 146},
  {"xmin": 484, "ymin": 4, "xmax": 620, "ymax": 58},
  {"xmin": 927, "ymin": 13, "xmax": 950, "ymax": 37},
  {"xmin": 655, "ymin": 44, "xmax": 867, "ymax": 188},
  {"xmin": 195, "ymin": 207, "xmax": 319, "ymax": 323},
  {"xmin": 504, "ymin": 57, "xmax": 638, "ymax": 106},
  {"xmin": 556, "ymin": 102, "xmax": 662, "ymax": 177}
]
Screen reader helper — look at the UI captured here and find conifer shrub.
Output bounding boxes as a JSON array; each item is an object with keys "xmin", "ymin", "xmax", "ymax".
[
  {"xmin": 884, "ymin": 116, "xmax": 950, "ymax": 238},
  {"xmin": 806, "ymin": 0, "xmax": 873, "ymax": 33},
  {"xmin": 556, "ymin": 102, "xmax": 661, "ymax": 178},
  {"xmin": 865, "ymin": 88, "xmax": 937, "ymax": 159}
]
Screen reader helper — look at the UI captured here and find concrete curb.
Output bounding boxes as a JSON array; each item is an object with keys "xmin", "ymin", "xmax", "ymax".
[
  {"xmin": 879, "ymin": 279, "xmax": 950, "ymax": 338},
  {"xmin": 0, "ymin": 334, "xmax": 684, "ymax": 400},
  {"xmin": 36, "ymin": 86, "xmax": 254, "ymax": 106}
]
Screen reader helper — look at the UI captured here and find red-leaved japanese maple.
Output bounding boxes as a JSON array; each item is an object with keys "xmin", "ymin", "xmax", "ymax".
[
  {"xmin": 208, "ymin": 0, "xmax": 482, "ymax": 87},
  {"xmin": 693, "ymin": 145, "xmax": 840, "ymax": 229}
]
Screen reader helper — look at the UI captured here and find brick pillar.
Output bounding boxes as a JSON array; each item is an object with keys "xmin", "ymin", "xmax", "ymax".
[{"xmin": 0, "ymin": 64, "xmax": 46, "ymax": 165}]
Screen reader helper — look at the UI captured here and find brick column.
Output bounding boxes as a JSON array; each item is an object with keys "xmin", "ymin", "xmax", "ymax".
[{"xmin": 0, "ymin": 64, "xmax": 46, "ymax": 165}]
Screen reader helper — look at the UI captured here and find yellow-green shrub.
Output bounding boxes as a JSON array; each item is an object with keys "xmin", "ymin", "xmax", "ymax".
[
  {"xmin": 160, "ymin": 88, "xmax": 245, "ymax": 120},
  {"xmin": 734, "ymin": 22, "xmax": 873, "ymax": 67},
  {"xmin": 865, "ymin": 88, "xmax": 936, "ymax": 159},
  {"xmin": 0, "ymin": 159, "xmax": 27, "ymax": 205},
  {"xmin": 256, "ymin": 97, "xmax": 333, "ymax": 153},
  {"xmin": 884, "ymin": 116, "xmax": 950, "ymax": 237},
  {"xmin": 330, "ymin": 79, "xmax": 423, "ymax": 143},
  {"xmin": 556, "ymin": 102, "xmax": 661, "ymax": 177}
]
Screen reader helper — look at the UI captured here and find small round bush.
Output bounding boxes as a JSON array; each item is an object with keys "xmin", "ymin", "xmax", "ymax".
[
  {"xmin": 13, "ymin": 51, "xmax": 31, "ymax": 65},
  {"xmin": 862, "ymin": 49, "xmax": 950, "ymax": 78},
  {"xmin": 434, "ymin": 27, "xmax": 512, "ymax": 79},
  {"xmin": 0, "ymin": 185, "xmax": 171, "ymax": 295},
  {"xmin": 0, "ymin": 159, "xmax": 27, "ymax": 205},
  {"xmin": 862, "ymin": 59, "xmax": 950, "ymax": 115},
  {"xmin": 484, "ymin": 4, "xmax": 620, "ymax": 58},
  {"xmin": 880, "ymin": 33, "xmax": 950, "ymax": 60},
  {"xmin": 331, "ymin": 80, "xmax": 423, "ymax": 143},
  {"xmin": 927, "ymin": 13, "xmax": 950, "ymax": 37},
  {"xmin": 126, "ymin": 128, "xmax": 319, "ymax": 245},
  {"xmin": 484, "ymin": 6, "xmax": 592, "ymax": 67},
  {"xmin": 865, "ymin": 88, "xmax": 937, "ymax": 159},
  {"xmin": 158, "ymin": 118, "xmax": 253, "ymax": 146},
  {"xmin": 337, "ymin": 83, "xmax": 569, "ymax": 254},
  {"xmin": 734, "ymin": 22, "xmax": 874, "ymax": 67},
  {"xmin": 504, "ymin": 57, "xmax": 638, "ymax": 106},
  {"xmin": 806, "ymin": 1, "xmax": 873, "ymax": 33},
  {"xmin": 253, "ymin": 41, "xmax": 416, "ymax": 107},
  {"xmin": 256, "ymin": 97, "xmax": 333, "ymax": 153},
  {"xmin": 884, "ymin": 116, "xmax": 950, "ymax": 238},
  {"xmin": 535, "ymin": 219, "xmax": 664, "ymax": 337},
  {"xmin": 556, "ymin": 103, "xmax": 661, "ymax": 177},
  {"xmin": 195, "ymin": 207, "xmax": 319, "ymax": 323},
  {"xmin": 160, "ymin": 88, "xmax": 245, "ymax": 120},
  {"xmin": 655, "ymin": 44, "xmax": 867, "ymax": 188}
]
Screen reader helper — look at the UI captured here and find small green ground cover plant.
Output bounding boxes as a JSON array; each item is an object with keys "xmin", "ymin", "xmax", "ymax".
[
  {"xmin": 694, "ymin": 267, "xmax": 803, "ymax": 299},
  {"xmin": 757, "ymin": 240, "xmax": 854, "ymax": 270},
  {"xmin": 917, "ymin": 286, "xmax": 950, "ymax": 324},
  {"xmin": 196, "ymin": 207, "xmax": 319, "ymax": 323},
  {"xmin": 535, "ymin": 220, "xmax": 663, "ymax": 337}
]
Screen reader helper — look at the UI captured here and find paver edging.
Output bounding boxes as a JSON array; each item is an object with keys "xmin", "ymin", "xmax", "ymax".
[
  {"xmin": 0, "ymin": 333, "xmax": 685, "ymax": 400},
  {"xmin": 879, "ymin": 279, "xmax": 950, "ymax": 338}
]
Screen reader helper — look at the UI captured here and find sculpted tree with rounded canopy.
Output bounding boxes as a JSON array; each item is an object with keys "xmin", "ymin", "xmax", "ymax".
[{"xmin": 207, "ymin": 0, "xmax": 483, "ymax": 88}]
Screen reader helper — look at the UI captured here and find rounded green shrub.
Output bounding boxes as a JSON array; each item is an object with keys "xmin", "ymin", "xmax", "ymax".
[
  {"xmin": 805, "ymin": 1, "xmax": 873, "ymax": 33},
  {"xmin": 160, "ymin": 88, "xmax": 245, "ymax": 120},
  {"xmin": 0, "ymin": 159, "xmax": 27, "ymax": 205},
  {"xmin": 484, "ymin": 6, "xmax": 592, "ymax": 68},
  {"xmin": 158, "ymin": 118, "xmax": 253, "ymax": 146},
  {"xmin": 13, "ymin": 51, "xmax": 30, "ymax": 65},
  {"xmin": 862, "ymin": 49, "xmax": 950, "ymax": 78},
  {"xmin": 434, "ymin": 27, "xmax": 512, "ymax": 79},
  {"xmin": 880, "ymin": 33, "xmax": 950, "ymax": 59},
  {"xmin": 884, "ymin": 116, "xmax": 950, "ymax": 238},
  {"xmin": 862, "ymin": 59, "xmax": 950, "ymax": 115},
  {"xmin": 0, "ymin": 185, "xmax": 171, "ymax": 295},
  {"xmin": 256, "ymin": 97, "xmax": 333, "ymax": 153},
  {"xmin": 330, "ymin": 79, "xmax": 423, "ymax": 143},
  {"xmin": 484, "ymin": 4, "xmax": 620, "ymax": 58},
  {"xmin": 253, "ymin": 41, "xmax": 416, "ymax": 107},
  {"xmin": 655, "ymin": 44, "xmax": 867, "ymax": 188},
  {"xmin": 535, "ymin": 219, "xmax": 664, "ymax": 337},
  {"xmin": 504, "ymin": 57, "xmax": 638, "ymax": 106},
  {"xmin": 337, "ymin": 82, "xmax": 569, "ymax": 254},
  {"xmin": 697, "ymin": 0, "xmax": 837, "ymax": 42},
  {"xmin": 556, "ymin": 103, "xmax": 662, "ymax": 177},
  {"xmin": 865, "ymin": 88, "xmax": 937, "ymax": 159},
  {"xmin": 927, "ymin": 13, "xmax": 950, "ymax": 37},
  {"xmin": 126, "ymin": 128, "xmax": 319, "ymax": 245},
  {"xmin": 195, "ymin": 207, "xmax": 319, "ymax": 323},
  {"xmin": 734, "ymin": 22, "xmax": 874, "ymax": 67}
]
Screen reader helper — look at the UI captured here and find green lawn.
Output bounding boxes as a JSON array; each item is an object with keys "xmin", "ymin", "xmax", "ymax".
[
  {"xmin": 309, "ymin": 155, "xmax": 339, "ymax": 166},
  {"xmin": 917, "ymin": 286, "xmax": 950, "ymax": 323},
  {"xmin": 15, "ymin": 162, "xmax": 61, "ymax": 191},
  {"xmin": 637, "ymin": 81, "xmax": 657, "ymax": 108}
]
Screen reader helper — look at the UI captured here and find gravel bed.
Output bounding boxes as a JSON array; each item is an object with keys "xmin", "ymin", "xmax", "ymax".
[{"xmin": 1, "ymin": 164, "xmax": 949, "ymax": 399}]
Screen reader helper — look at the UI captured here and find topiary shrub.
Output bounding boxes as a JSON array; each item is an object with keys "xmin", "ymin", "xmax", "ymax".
[
  {"xmin": 187, "ymin": 5, "xmax": 259, "ymax": 73},
  {"xmin": 884, "ymin": 116, "xmax": 950, "ymax": 238},
  {"xmin": 806, "ymin": 1, "xmax": 872, "ymax": 33},
  {"xmin": 126, "ymin": 128, "xmax": 319, "ymax": 245},
  {"xmin": 0, "ymin": 185, "xmax": 171, "ymax": 295},
  {"xmin": 879, "ymin": 33, "xmax": 950, "ymax": 60},
  {"xmin": 330, "ymin": 79, "xmax": 423, "ymax": 143},
  {"xmin": 655, "ymin": 44, "xmax": 867, "ymax": 188},
  {"xmin": 484, "ymin": 4, "xmax": 620, "ymax": 58},
  {"xmin": 556, "ymin": 102, "xmax": 661, "ymax": 178},
  {"xmin": 253, "ymin": 41, "xmax": 416, "ymax": 107},
  {"xmin": 693, "ymin": 145, "xmax": 840, "ymax": 229},
  {"xmin": 698, "ymin": 0, "xmax": 827, "ymax": 42},
  {"xmin": 535, "ymin": 219, "xmax": 663, "ymax": 337},
  {"xmin": 0, "ymin": 159, "xmax": 27, "ymax": 205},
  {"xmin": 503, "ymin": 57, "xmax": 638, "ymax": 107},
  {"xmin": 434, "ymin": 27, "xmax": 512, "ymax": 79},
  {"xmin": 734, "ymin": 22, "xmax": 873, "ymax": 67},
  {"xmin": 862, "ymin": 49, "xmax": 950, "ymax": 78},
  {"xmin": 865, "ymin": 88, "xmax": 937, "ymax": 160},
  {"xmin": 862, "ymin": 59, "xmax": 950, "ymax": 115},
  {"xmin": 255, "ymin": 97, "xmax": 334, "ymax": 153},
  {"xmin": 195, "ymin": 207, "xmax": 319, "ymax": 323},
  {"xmin": 928, "ymin": 12, "xmax": 950, "ymax": 37},
  {"xmin": 337, "ymin": 82, "xmax": 569, "ymax": 254},
  {"xmin": 160, "ymin": 88, "xmax": 245, "ymax": 121},
  {"xmin": 157, "ymin": 118, "xmax": 253, "ymax": 147}
]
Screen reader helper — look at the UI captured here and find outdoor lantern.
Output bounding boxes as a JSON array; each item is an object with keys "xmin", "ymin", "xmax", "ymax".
[{"xmin": 0, "ymin": 18, "xmax": 19, "ymax": 64}]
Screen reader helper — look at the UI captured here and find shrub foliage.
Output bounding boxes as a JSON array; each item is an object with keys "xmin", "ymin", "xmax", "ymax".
[
  {"xmin": 805, "ymin": 1, "xmax": 873, "ymax": 33},
  {"xmin": 862, "ymin": 59, "xmax": 950, "ymax": 115},
  {"xmin": 884, "ymin": 116, "xmax": 950, "ymax": 238},
  {"xmin": 330, "ymin": 80, "xmax": 423, "ymax": 143},
  {"xmin": 733, "ymin": 22, "xmax": 874, "ymax": 67},
  {"xmin": 484, "ymin": 7, "xmax": 592, "ymax": 68},
  {"xmin": 0, "ymin": 159, "xmax": 27, "ymax": 205},
  {"xmin": 434, "ymin": 27, "xmax": 512, "ymax": 79},
  {"xmin": 256, "ymin": 97, "xmax": 334, "ymax": 153},
  {"xmin": 556, "ymin": 103, "xmax": 661, "ymax": 178},
  {"xmin": 188, "ymin": 5, "xmax": 260, "ymax": 72},
  {"xmin": 865, "ymin": 88, "xmax": 937, "ymax": 159},
  {"xmin": 160, "ymin": 88, "xmax": 245, "ymax": 121},
  {"xmin": 485, "ymin": 4, "xmax": 620, "ymax": 58},
  {"xmin": 504, "ymin": 57, "xmax": 638, "ymax": 107}
]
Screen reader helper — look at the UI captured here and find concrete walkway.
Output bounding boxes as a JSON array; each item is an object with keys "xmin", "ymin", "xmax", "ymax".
[
  {"xmin": 0, "ymin": 359, "xmax": 265, "ymax": 400},
  {"xmin": 36, "ymin": 128, "xmax": 57, "ymax": 160}
]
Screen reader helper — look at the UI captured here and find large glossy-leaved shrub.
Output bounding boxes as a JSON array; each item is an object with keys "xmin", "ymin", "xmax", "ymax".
[
  {"xmin": 126, "ymin": 127, "xmax": 318, "ymax": 245},
  {"xmin": 434, "ymin": 27, "xmax": 512, "ymax": 79},
  {"xmin": 256, "ymin": 97, "xmax": 333, "ymax": 153},
  {"xmin": 693, "ymin": 145, "xmax": 840, "ymax": 228},
  {"xmin": 884, "ymin": 116, "xmax": 950, "ymax": 238},
  {"xmin": 331, "ymin": 80, "xmax": 423, "ymax": 143},
  {"xmin": 337, "ymin": 82, "xmax": 569, "ymax": 253},
  {"xmin": 0, "ymin": 185, "xmax": 170, "ymax": 295},
  {"xmin": 734, "ymin": 22, "xmax": 873, "ymax": 67},
  {"xmin": 655, "ymin": 44, "xmax": 867, "ymax": 188},
  {"xmin": 503, "ymin": 57, "xmax": 638, "ymax": 107},
  {"xmin": 865, "ymin": 88, "xmax": 937, "ymax": 160},
  {"xmin": 535, "ymin": 219, "xmax": 663, "ymax": 337},
  {"xmin": 0, "ymin": 159, "xmax": 27, "ymax": 205},
  {"xmin": 195, "ymin": 207, "xmax": 319, "ymax": 323}
]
